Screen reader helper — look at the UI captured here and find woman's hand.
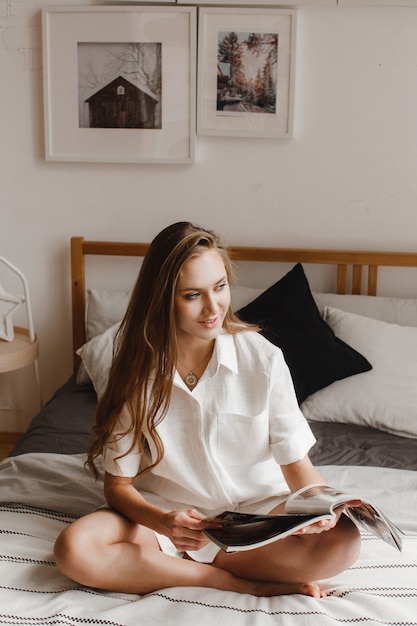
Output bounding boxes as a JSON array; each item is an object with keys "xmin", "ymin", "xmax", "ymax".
[
  {"xmin": 160, "ymin": 509, "xmax": 218, "ymax": 551},
  {"xmin": 294, "ymin": 500, "xmax": 362, "ymax": 536},
  {"xmin": 104, "ymin": 474, "xmax": 220, "ymax": 552}
]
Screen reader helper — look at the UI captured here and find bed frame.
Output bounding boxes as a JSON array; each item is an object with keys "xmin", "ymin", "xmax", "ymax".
[{"xmin": 71, "ymin": 236, "xmax": 417, "ymax": 368}]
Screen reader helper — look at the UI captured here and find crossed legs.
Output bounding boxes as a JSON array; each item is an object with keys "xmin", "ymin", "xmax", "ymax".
[{"xmin": 54, "ymin": 508, "xmax": 361, "ymax": 598}]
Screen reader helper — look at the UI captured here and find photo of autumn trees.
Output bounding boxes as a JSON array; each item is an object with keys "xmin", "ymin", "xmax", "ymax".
[{"xmin": 216, "ymin": 31, "xmax": 278, "ymax": 115}]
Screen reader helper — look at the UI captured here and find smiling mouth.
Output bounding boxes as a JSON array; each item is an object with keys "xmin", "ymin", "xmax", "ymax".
[{"xmin": 199, "ymin": 317, "xmax": 218, "ymax": 326}]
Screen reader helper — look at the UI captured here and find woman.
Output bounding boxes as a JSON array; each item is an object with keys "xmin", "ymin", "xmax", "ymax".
[{"xmin": 54, "ymin": 222, "xmax": 360, "ymax": 598}]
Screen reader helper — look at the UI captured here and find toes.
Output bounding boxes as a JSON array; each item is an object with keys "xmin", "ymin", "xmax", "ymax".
[{"xmin": 301, "ymin": 582, "xmax": 326, "ymax": 598}]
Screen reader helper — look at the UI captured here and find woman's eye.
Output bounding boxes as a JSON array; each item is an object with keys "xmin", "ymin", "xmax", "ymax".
[
  {"xmin": 216, "ymin": 282, "xmax": 227, "ymax": 291},
  {"xmin": 185, "ymin": 292, "xmax": 199, "ymax": 300}
]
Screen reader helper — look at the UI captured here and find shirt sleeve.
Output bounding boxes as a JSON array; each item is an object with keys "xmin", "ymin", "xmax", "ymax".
[
  {"xmin": 268, "ymin": 349, "xmax": 316, "ymax": 465},
  {"xmin": 101, "ymin": 405, "xmax": 141, "ymax": 477}
]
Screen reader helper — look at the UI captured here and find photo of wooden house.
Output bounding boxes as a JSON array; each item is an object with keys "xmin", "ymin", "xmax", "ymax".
[{"xmin": 84, "ymin": 74, "xmax": 160, "ymax": 129}]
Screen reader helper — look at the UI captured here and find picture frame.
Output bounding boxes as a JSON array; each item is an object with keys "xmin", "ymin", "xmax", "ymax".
[
  {"xmin": 42, "ymin": 5, "xmax": 196, "ymax": 164},
  {"xmin": 197, "ymin": 7, "xmax": 296, "ymax": 139},
  {"xmin": 108, "ymin": 0, "xmax": 176, "ymax": 3},
  {"xmin": 338, "ymin": 0, "xmax": 417, "ymax": 4},
  {"xmin": 179, "ymin": 0, "xmax": 334, "ymax": 4}
]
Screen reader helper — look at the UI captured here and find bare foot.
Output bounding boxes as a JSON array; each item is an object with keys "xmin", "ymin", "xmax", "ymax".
[
  {"xmin": 242, "ymin": 579, "xmax": 326, "ymax": 598},
  {"xmin": 300, "ymin": 582, "xmax": 327, "ymax": 598}
]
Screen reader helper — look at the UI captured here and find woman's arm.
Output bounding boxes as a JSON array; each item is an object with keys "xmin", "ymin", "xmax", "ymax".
[
  {"xmin": 104, "ymin": 472, "xmax": 212, "ymax": 551},
  {"xmin": 281, "ymin": 454, "xmax": 326, "ymax": 493},
  {"xmin": 280, "ymin": 456, "xmax": 360, "ymax": 535}
]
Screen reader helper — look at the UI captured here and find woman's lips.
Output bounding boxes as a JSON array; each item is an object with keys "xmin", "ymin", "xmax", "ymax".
[{"xmin": 199, "ymin": 317, "xmax": 219, "ymax": 328}]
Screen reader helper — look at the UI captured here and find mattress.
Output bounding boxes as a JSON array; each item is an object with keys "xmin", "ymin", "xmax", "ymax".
[{"xmin": 0, "ymin": 454, "xmax": 416, "ymax": 625}]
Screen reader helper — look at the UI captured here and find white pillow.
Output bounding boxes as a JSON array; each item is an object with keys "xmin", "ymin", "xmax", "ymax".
[
  {"xmin": 230, "ymin": 285, "xmax": 264, "ymax": 311},
  {"xmin": 76, "ymin": 322, "xmax": 120, "ymax": 398},
  {"xmin": 301, "ymin": 306, "xmax": 417, "ymax": 438},
  {"xmin": 86, "ymin": 289, "xmax": 131, "ymax": 340},
  {"xmin": 314, "ymin": 293, "xmax": 417, "ymax": 327}
]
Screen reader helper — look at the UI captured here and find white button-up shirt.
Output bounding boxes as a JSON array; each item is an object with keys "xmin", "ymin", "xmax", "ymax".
[{"xmin": 102, "ymin": 331, "xmax": 316, "ymax": 514}]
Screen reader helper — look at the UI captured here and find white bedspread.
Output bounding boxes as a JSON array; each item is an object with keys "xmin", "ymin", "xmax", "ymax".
[{"xmin": 0, "ymin": 453, "xmax": 416, "ymax": 625}]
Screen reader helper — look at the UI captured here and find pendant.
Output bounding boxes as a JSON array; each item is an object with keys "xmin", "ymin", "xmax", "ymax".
[{"xmin": 185, "ymin": 372, "xmax": 197, "ymax": 387}]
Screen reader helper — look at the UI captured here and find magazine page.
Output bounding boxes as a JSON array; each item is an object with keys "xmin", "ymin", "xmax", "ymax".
[
  {"xmin": 203, "ymin": 510, "xmax": 332, "ymax": 552},
  {"xmin": 285, "ymin": 484, "xmax": 403, "ymax": 551},
  {"xmin": 344, "ymin": 503, "xmax": 403, "ymax": 551},
  {"xmin": 285, "ymin": 484, "xmax": 357, "ymax": 514}
]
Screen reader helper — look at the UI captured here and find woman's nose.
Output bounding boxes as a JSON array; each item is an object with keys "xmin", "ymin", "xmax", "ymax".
[{"xmin": 203, "ymin": 294, "xmax": 218, "ymax": 314}]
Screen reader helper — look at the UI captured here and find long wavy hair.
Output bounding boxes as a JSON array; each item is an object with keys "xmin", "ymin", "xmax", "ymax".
[{"xmin": 87, "ymin": 222, "xmax": 257, "ymax": 478}]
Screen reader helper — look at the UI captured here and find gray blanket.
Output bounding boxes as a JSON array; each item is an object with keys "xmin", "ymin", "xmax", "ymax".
[{"xmin": 0, "ymin": 453, "xmax": 106, "ymax": 516}]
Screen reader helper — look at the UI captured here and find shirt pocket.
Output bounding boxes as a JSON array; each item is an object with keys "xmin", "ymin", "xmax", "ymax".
[{"xmin": 217, "ymin": 411, "xmax": 269, "ymax": 466}]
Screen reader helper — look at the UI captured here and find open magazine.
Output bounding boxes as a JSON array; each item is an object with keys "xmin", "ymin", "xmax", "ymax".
[{"xmin": 204, "ymin": 484, "xmax": 404, "ymax": 553}]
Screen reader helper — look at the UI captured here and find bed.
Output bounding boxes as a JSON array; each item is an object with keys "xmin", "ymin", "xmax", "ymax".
[{"xmin": 0, "ymin": 236, "xmax": 416, "ymax": 625}]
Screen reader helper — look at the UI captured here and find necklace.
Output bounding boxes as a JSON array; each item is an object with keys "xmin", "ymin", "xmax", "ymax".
[{"xmin": 177, "ymin": 350, "xmax": 212, "ymax": 388}]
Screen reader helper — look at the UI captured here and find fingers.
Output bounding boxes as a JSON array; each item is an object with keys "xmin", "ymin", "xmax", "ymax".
[
  {"xmin": 301, "ymin": 500, "xmax": 363, "ymax": 536},
  {"xmin": 295, "ymin": 518, "xmax": 337, "ymax": 535},
  {"xmin": 163, "ymin": 509, "xmax": 211, "ymax": 551}
]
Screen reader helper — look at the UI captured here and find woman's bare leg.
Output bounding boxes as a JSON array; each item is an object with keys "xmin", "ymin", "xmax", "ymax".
[
  {"xmin": 212, "ymin": 515, "xmax": 361, "ymax": 586},
  {"xmin": 54, "ymin": 509, "xmax": 329, "ymax": 597}
]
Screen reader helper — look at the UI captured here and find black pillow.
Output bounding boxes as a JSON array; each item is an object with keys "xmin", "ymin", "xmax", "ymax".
[{"xmin": 236, "ymin": 263, "xmax": 372, "ymax": 404}]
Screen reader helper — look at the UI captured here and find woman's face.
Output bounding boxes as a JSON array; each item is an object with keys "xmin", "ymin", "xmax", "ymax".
[{"xmin": 175, "ymin": 249, "xmax": 231, "ymax": 344}]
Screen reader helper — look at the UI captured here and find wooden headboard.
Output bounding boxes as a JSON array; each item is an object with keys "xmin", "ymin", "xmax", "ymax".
[{"xmin": 71, "ymin": 237, "xmax": 417, "ymax": 369}]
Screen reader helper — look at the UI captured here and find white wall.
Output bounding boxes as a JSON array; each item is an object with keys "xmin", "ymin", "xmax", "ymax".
[{"xmin": 2, "ymin": 1, "xmax": 417, "ymax": 430}]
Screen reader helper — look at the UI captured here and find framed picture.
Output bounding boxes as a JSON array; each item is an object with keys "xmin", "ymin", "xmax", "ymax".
[
  {"xmin": 109, "ymin": 0, "xmax": 176, "ymax": 3},
  {"xmin": 197, "ymin": 8, "xmax": 296, "ymax": 138},
  {"xmin": 338, "ymin": 0, "xmax": 417, "ymax": 4},
  {"xmin": 42, "ymin": 5, "xmax": 196, "ymax": 163},
  {"xmin": 180, "ymin": 0, "xmax": 334, "ymax": 4}
]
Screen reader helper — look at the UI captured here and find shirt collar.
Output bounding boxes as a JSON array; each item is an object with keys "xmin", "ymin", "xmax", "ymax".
[
  {"xmin": 212, "ymin": 332, "xmax": 238, "ymax": 375},
  {"xmin": 173, "ymin": 332, "xmax": 239, "ymax": 388}
]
